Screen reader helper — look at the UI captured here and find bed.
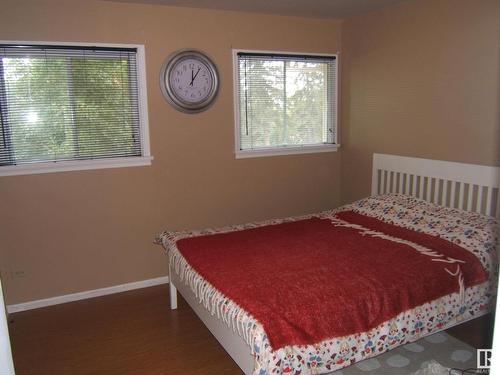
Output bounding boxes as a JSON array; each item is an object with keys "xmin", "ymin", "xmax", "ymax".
[{"xmin": 156, "ymin": 153, "xmax": 500, "ymax": 375}]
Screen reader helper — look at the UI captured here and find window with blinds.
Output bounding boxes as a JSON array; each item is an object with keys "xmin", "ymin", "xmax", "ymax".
[
  {"xmin": 0, "ymin": 43, "xmax": 151, "ymax": 175},
  {"xmin": 234, "ymin": 51, "xmax": 338, "ymax": 157}
]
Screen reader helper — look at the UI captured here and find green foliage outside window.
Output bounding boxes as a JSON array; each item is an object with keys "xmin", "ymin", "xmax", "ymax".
[
  {"xmin": 1, "ymin": 55, "xmax": 139, "ymax": 164},
  {"xmin": 238, "ymin": 57, "xmax": 333, "ymax": 150}
]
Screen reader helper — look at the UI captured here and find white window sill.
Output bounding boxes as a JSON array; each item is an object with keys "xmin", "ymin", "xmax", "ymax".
[
  {"xmin": 0, "ymin": 156, "xmax": 153, "ymax": 177},
  {"xmin": 235, "ymin": 144, "xmax": 340, "ymax": 159}
]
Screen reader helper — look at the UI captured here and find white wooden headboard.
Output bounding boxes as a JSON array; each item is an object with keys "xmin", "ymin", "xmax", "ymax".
[{"xmin": 371, "ymin": 153, "xmax": 500, "ymax": 218}]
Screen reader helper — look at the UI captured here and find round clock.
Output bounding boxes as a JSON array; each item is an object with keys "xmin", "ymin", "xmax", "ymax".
[{"xmin": 160, "ymin": 49, "xmax": 219, "ymax": 113}]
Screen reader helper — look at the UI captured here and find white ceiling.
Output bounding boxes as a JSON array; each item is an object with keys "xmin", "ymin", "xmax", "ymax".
[{"xmin": 107, "ymin": 0, "xmax": 408, "ymax": 19}]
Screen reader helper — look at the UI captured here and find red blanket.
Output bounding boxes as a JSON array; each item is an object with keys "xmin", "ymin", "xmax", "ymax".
[{"xmin": 176, "ymin": 211, "xmax": 487, "ymax": 350}]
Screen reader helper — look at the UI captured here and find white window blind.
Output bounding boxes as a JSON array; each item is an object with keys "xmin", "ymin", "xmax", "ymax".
[
  {"xmin": 235, "ymin": 52, "xmax": 337, "ymax": 156},
  {"xmin": 0, "ymin": 44, "xmax": 149, "ymax": 172}
]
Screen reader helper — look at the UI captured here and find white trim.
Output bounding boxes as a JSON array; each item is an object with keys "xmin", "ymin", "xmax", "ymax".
[
  {"xmin": 6, "ymin": 276, "xmax": 169, "ymax": 314},
  {"xmin": 334, "ymin": 52, "xmax": 340, "ymax": 146},
  {"xmin": 0, "ymin": 156, "xmax": 153, "ymax": 177},
  {"xmin": 0, "ymin": 40, "xmax": 146, "ymax": 50},
  {"xmin": 232, "ymin": 49, "xmax": 241, "ymax": 155},
  {"xmin": 0, "ymin": 40, "xmax": 152, "ymax": 177},
  {"xmin": 135, "ymin": 43, "xmax": 152, "ymax": 159},
  {"xmin": 235, "ymin": 144, "xmax": 339, "ymax": 159},
  {"xmin": 232, "ymin": 49, "xmax": 339, "ymax": 158}
]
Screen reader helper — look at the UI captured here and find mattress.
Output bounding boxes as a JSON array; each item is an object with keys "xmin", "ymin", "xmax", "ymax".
[{"xmin": 158, "ymin": 194, "xmax": 499, "ymax": 375}]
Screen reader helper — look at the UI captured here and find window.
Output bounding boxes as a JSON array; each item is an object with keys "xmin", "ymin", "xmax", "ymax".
[
  {"xmin": 0, "ymin": 42, "xmax": 151, "ymax": 176},
  {"xmin": 233, "ymin": 50, "xmax": 338, "ymax": 158}
]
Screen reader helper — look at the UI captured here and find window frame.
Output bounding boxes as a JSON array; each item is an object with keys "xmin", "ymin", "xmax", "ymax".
[
  {"xmin": 232, "ymin": 49, "xmax": 339, "ymax": 159},
  {"xmin": 0, "ymin": 40, "xmax": 152, "ymax": 177}
]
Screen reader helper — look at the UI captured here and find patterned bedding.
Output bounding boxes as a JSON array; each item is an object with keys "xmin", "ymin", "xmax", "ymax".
[{"xmin": 157, "ymin": 194, "xmax": 499, "ymax": 375}]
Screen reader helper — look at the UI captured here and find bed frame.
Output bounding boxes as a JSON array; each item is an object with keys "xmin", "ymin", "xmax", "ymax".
[
  {"xmin": 168, "ymin": 153, "xmax": 500, "ymax": 374},
  {"xmin": 372, "ymin": 153, "xmax": 500, "ymax": 218}
]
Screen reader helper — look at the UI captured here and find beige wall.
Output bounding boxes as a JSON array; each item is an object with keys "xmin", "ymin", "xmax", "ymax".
[
  {"xmin": 3, "ymin": 0, "xmax": 498, "ymax": 306},
  {"xmin": 0, "ymin": 0, "xmax": 342, "ymax": 304},
  {"xmin": 341, "ymin": 0, "xmax": 500, "ymax": 204}
]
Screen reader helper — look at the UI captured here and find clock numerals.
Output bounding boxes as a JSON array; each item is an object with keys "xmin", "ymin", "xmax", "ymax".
[
  {"xmin": 169, "ymin": 61, "xmax": 212, "ymax": 103},
  {"xmin": 160, "ymin": 50, "xmax": 218, "ymax": 112}
]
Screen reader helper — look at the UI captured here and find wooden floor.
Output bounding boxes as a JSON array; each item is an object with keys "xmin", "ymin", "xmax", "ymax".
[
  {"xmin": 8, "ymin": 285, "xmax": 494, "ymax": 375},
  {"xmin": 9, "ymin": 285, "xmax": 241, "ymax": 375}
]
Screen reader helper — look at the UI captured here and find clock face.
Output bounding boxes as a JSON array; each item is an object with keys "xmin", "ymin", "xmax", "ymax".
[
  {"xmin": 160, "ymin": 50, "xmax": 219, "ymax": 113},
  {"xmin": 169, "ymin": 58, "xmax": 213, "ymax": 104}
]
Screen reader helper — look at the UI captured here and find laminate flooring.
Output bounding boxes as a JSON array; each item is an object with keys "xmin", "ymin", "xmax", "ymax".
[{"xmin": 8, "ymin": 284, "xmax": 493, "ymax": 375}]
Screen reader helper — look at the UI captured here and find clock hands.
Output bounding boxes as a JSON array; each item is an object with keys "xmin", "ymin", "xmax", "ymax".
[
  {"xmin": 190, "ymin": 67, "xmax": 201, "ymax": 86},
  {"xmin": 193, "ymin": 67, "xmax": 201, "ymax": 81}
]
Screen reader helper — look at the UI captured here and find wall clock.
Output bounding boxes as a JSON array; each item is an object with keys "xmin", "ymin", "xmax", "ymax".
[{"xmin": 160, "ymin": 49, "xmax": 219, "ymax": 113}]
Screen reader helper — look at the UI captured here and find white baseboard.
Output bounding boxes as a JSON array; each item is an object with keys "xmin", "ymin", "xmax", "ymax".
[{"xmin": 6, "ymin": 276, "xmax": 169, "ymax": 314}]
